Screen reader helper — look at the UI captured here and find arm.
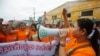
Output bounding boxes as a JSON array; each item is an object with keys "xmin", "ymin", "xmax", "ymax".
[
  {"xmin": 59, "ymin": 46, "xmax": 66, "ymax": 56},
  {"xmin": 59, "ymin": 29, "xmax": 68, "ymax": 56},
  {"xmin": 42, "ymin": 12, "xmax": 47, "ymax": 26},
  {"xmin": 63, "ymin": 8, "xmax": 69, "ymax": 28}
]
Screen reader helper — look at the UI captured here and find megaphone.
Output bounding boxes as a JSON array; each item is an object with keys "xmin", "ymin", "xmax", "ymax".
[
  {"xmin": 37, "ymin": 24, "xmax": 59, "ymax": 40},
  {"xmin": 37, "ymin": 24, "xmax": 68, "ymax": 40}
]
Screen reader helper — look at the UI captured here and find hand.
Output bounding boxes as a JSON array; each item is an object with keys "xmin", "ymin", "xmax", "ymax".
[
  {"xmin": 59, "ymin": 29, "xmax": 68, "ymax": 46},
  {"xmin": 44, "ymin": 11, "xmax": 47, "ymax": 20},
  {"xmin": 62, "ymin": 8, "xmax": 67, "ymax": 17}
]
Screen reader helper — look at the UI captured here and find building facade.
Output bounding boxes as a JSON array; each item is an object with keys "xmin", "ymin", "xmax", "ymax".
[{"xmin": 44, "ymin": 0, "xmax": 100, "ymax": 23}]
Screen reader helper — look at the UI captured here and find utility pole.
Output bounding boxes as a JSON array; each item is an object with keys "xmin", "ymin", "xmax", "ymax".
[{"xmin": 33, "ymin": 8, "xmax": 35, "ymax": 20}]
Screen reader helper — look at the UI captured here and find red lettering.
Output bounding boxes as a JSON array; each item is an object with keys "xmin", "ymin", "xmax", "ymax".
[{"xmin": 0, "ymin": 48, "xmax": 3, "ymax": 54}]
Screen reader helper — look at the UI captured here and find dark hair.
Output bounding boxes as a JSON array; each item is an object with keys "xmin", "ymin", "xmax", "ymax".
[
  {"xmin": 19, "ymin": 22, "xmax": 26, "ymax": 27},
  {"xmin": 31, "ymin": 24, "xmax": 37, "ymax": 30},
  {"xmin": 45, "ymin": 24, "xmax": 52, "ymax": 28},
  {"xmin": 0, "ymin": 18, "xmax": 3, "ymax": 24},
  {"xmin": 0, "ymin": 18, "xmax": 3, "ymax": 21},
  {"xmin": 56, "ymin": 21, "xmax": 63, "ymax": 28},
  {"xmin": 56, "ymin": 21, "xmax": 60, "ymax": 27},
  {"xmin": 96, "ymin": 21, "xmax": 100, "ymax": 27},
  {"xmin": 77, "ymin": 18, "xmax": 99, "ymax": 56}
]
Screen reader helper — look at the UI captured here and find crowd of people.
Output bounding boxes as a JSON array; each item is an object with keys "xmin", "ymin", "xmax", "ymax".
[
  {"xmin": 0, "ymin": 19, "xmax": 57, "ymax": 42},
  {"xmin": 0, "ymin": 10, "xmax": 66, "ymax": 43},
  {"xmin": 0, "ymin": 8, "xmax": 100, "ymax": 56}
]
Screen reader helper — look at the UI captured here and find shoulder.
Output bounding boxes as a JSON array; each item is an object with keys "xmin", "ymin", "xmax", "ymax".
[{"xmin": 72, "ymin": 47, "xmax": 96, "ymax": 56}]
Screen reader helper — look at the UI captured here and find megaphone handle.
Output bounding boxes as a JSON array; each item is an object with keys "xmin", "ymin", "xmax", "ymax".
[
  {"xmin": 37, "ymin": 24, "xmax": 42, "ymax": 42},
  {"xmin": 38, "ymin": 36, "xmax": 41, "ymax": 42}
]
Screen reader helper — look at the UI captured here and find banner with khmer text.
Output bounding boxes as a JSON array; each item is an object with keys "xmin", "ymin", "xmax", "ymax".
[{"xmin": 0, "ymin": 41, "xmax": 57, "ymax": 56}]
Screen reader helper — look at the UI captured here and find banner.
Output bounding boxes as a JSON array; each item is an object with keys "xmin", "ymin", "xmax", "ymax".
[{"xmin": 0, "ymin": 41, "xmax": 57, "ymax": 56}]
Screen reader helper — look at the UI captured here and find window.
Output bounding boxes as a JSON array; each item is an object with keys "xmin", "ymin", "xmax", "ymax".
[
  {"xmin": 81, "ymin": 10, "xmax": 93, "ymax": 16},
  {"xmin": 67, "ymin": 13, "xmax": 71, "ymax": 17},
  {"xmin": 52, "ymin": 15, "xmax": 57, "ymax": 19}
]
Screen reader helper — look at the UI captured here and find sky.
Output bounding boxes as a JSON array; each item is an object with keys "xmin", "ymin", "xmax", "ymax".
[{"xmin": 0, "ymin": 0, "xmax": 75, "ymax": 22}]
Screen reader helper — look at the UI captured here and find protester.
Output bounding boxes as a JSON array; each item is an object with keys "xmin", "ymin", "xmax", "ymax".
[
  {"xmin": 0, "ymin": 24, "xmax": 7, "ymax": 43},
  {"xmin": 59, "ymin": 8, "xmax": 99, "ymax": 56},
  {"xmin": 95, "ymin": 20, "xmax": 100, "ymax": 56},
  {"xmin": 15, "ymin": 22, "xmax": 30, "ymax": 41},
  {"xmin": 54, "ymin": 8, "xmax": 70, "ymax": 56},
  {"xmin": 29, "ymin": 24, "xmax": 38, "ymax": 41},
  {"xmin": 6, "ymin": 24, "xmax": 17, "ymax": 42}
]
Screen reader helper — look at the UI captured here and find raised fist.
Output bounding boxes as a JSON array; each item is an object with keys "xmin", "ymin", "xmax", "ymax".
[{"xmin": 62, "ymin": 8, "xmax": 67, "ymax": 16}]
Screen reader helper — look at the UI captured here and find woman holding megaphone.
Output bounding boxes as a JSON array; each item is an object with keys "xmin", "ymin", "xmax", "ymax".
[{"xmin": 59, "ymin": 8, "xmax": 99, "ymax": 56}]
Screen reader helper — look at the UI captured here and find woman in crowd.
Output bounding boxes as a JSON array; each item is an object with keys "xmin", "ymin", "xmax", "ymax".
[
  {"xmin": 29, "ymin": 24, "xmax": 38, "ymax": 41},
  {"xmin": 15, "ymin": 22, "xmax": 30, "ymax": 41},
  {"xmin": 6, "ymin": 24, "xmax": 17, "ymax": 42},
  {"xmin": 59, "ymin": 8, "xmax": 99, "ymax": 56},
  {"xmin": 40, "ymin": 12, "xmax": 56, "ymax": 42},
  {"xmin": 0, "ymin": 24, "xmax": 7, "ymax": 43}
]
